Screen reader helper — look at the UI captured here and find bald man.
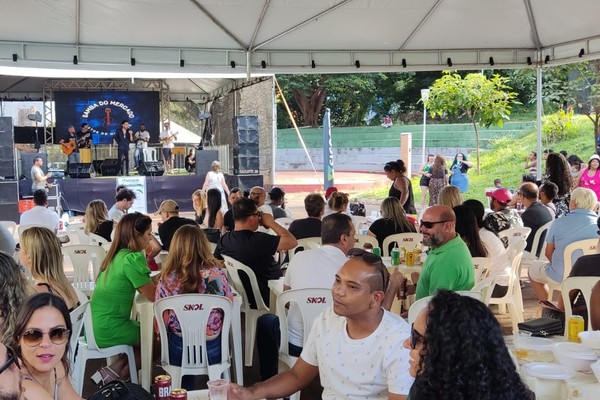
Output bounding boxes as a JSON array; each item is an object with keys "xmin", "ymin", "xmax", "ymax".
[
  {"xmin": 414, "ymin": 205, "xmax": 474, "ymax": 300},
  {"xmin": 518, "ymin": 182, "xmax": 552, "ymax": 256}
]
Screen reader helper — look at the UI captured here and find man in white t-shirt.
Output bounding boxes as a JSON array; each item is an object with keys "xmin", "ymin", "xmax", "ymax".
[
  {"xmin": 230, "ymin": 249, "xmax": 413, "ymax": 400},
  {"xmin": 20, "ymin": 190, "xmax": 59, "ymax": 233},
  {"xmin": 159, "ymin": 121, "xmax": 177, "ymax": 174},
  {"xmin": 134, "ymin": 123, "xmax": 151, "ymax": 169},
  {"xmin": 256, "ymin": 213, "xmax": 355, "ymax": 380},
  {"xmin": 108, "ymin": 188, "xmax": 136, "ymax": 222}
]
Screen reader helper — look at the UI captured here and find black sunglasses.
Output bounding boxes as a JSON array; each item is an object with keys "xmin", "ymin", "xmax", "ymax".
[
  {"xmin": 420, "ymin": 220, "xmax": 451, "ymax": 229},
  {"xmin": 21, "ymin": 327, "xmax": 70, "ymax": 347},
  {"xmin": 0, "ymin": 346, "xmax": 20, "ymax": 375},
  {"xmin": 410, "ymin": 323, "xmax": 425, "ymax": 349},
  {"xmin": 347, "ymin": 248, "xmax": 389, "ymax": 291}
]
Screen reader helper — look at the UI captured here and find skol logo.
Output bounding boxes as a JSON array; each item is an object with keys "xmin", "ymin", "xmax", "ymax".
[
  {"xmin": 74, "ymin": 249, "xmax": 87, "ymax": 254},
  {"xmin": 402, "ymin": 238, "xmax": 413, "ymax": 242},
  {"xmin": 307, "ymin": 297, "xmax": 327, "ymax": 304},
  {"xmin": 183, "ymin": 304, "xmax": 204, "ymax": 311}
]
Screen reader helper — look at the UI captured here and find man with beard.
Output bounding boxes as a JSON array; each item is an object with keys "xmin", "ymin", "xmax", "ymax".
[
  {"xmin": 413, "ymin": 205, "xmax": 474, "ymax": 300},
  {"xmin": 0, "ymin": 342, "xmax": 51, "ymax": 400}
]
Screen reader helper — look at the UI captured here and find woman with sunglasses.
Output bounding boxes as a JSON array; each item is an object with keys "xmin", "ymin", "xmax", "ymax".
[
  {"xmin": 405, "ymin": 290, "xmax": 532, "ymax": 400},
  {"xmin": 8, "ymin": 292, "xmax": 81, "ymax": 400},
  {"xmin": 89, "ymin": 212, "xmax": 156, "ymax": 384},
  {"xmin": 0, "ymin": 251, "xmax": 33, "ymax": 341},
  {"xmin": 19, "ymin": 227, "xmax": 80, "ymax": 312}
]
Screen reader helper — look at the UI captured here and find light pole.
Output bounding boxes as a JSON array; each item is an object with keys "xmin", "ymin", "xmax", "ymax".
[{"xmin": 420, "ymin": 88, "xmax": 431, "ymax": 166}]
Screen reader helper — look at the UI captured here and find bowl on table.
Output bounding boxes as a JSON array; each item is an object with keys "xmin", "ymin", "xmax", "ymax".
[
  {"xmin": 513, "ymin": 336, "xmax": 555, "ymax": 363},
  {"xmin": 553, "ymin": 342, "xmax": 598, "ymax": 372},
  {"xmin": 579, "ymin": 331, "xmax": 600, "ymax": 350}
]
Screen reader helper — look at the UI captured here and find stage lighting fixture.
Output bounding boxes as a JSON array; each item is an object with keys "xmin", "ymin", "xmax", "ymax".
[
  {"xmin": 12, "ymin": 54, "xmax": 17, "ymax": 62},
  {"xmin": 261, "ymin": 60, "xmax": 266, "ymax": 69},
  {"xmin": 130, "ymin": 58, "xmax": 136, "ymax": 66},
  {"xmin": 402, "ymin": 58, "xmax": 407, "ymax": 68},
  {"xmin": 489, "ymin": 57, "xmax": 494, "ymax": 66},
  {"xmin": 527, "ymin": 57, "xmax": 532, "ymax": 65},
  {"xmin": 355, "ymin": 60, "xmax": 360, "ymax": 68},
  {"xmin": 311, "ymin": 60, "xmax": 316, "ymax": 69},
  {"xmin": 230, "ymin": 61, "xmax": 236, "ymax": 68},
  {"xmin": 180, "ymin": 59, "xmax": 185, "ymax": 67},
  {"xmin": 447, "ymin": 58, "xmax": 452, "ymax": 67},
  {"xmin": 73, "ymin": 55, "xmax": 78, "ymax": 65},
  {"xmin": 544, "ymin": 55, "xmax": 550, "ymax": 64},
  {"xmin": 579, "ymin": 48, "xmax": 585, "ymax": 58}
]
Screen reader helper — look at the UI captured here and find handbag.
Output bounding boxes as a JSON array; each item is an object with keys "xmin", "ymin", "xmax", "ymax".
[
  {"xmin": 88, "ymin": 381, "xmax": 154, "ymax": 400},
  {"xmin": 349, "ymin": 202, "xmax": 366, "ymax": 217},
  {"xmin": 517, "ymin": 317, "xmax": 564, "ymax": 337}
]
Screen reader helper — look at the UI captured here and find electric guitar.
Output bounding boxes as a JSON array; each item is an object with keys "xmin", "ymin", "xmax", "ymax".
[{"xmin": 61, "ymin": 133, "xmax": 91, "ymax": 156}]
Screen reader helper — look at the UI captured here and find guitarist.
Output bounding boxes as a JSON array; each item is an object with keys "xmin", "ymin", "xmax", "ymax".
[
  {"xmin": 159, "ymin": 121, "xmax": 178, "ymax": 174},
  {"xmin": 77, "ymin": 123, "xmax": 92, "ymax": 149},
  {"xmin": 59, "ymin": 125, "xmax": 80, "ymax": 167},
  {"xmin": 114, "ymin": 120, "xmax": 133, "ymax": 176}
]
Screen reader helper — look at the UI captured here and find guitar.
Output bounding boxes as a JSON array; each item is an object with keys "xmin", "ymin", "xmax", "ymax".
[
  {"xmin": 160, "ymin": 132, "xmax": 178, "ymax": 144},
  {"xmin": 61, "ymin": 133, "xmax": 91, "ymax": 155}
]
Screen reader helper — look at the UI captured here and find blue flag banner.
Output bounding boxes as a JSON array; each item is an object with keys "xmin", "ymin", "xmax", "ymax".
[{"xmin": 323, "ymin": 108, "xmax": 334, "ymax": 190}]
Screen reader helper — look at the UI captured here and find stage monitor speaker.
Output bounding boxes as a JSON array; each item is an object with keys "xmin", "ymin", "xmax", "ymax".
[
  {"xmin": 195, "ymin": 150, "xmax": 218, "ymax": 176},
  {"xmin": 139, "ymin": 161, "xmax": 165, "ymax": 176},
  {"xmin": 224, "ymin": 174, "xmax": 263, "ymax": 192},
  {"xmin": 233, "ymin": 116, "xmax": 259, "ymax": 175},
  {"xmin": 0, "ymin": 117, "xmax": 16, "ymax": 178},
  {"xmin": 92, "ymin": 160, "xmax": 104, "ymax": 175},
  {"xmin": 0, "ymin": 180, "xmax": 19, "ymax": 222},
  {"xmin": 100, "ymin": 159, "xmax": 120, "ymax": 176},
  {"xmin": 68, "ymin": 163, "xmax": 95, "ymax": 179}
]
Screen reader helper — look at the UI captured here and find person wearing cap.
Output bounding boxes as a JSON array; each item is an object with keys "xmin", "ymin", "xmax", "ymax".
[
  {"xmin": 483, "ymin": 187, "xmax": 523, "ymax": 247},
  {"xmin": 518, "ymin": 182, "xmax": 553, "ymax": 257},
  {"xmin": 576, "ymin": 154, "xmax": 600, "ymax": 201},
  {"xmin": 156, "ymin": 199, "xmax": 197, "ymax": 251},
  {"xmin": 529, "ymin": 187, "xmax": 599, "ymax": 301},
  {"xmin": 268, "ymin": 187, "xmax": 293, "ymax": 219}
]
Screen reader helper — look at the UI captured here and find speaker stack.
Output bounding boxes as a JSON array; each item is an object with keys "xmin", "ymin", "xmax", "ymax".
[
  {"xmin": 67, "ymin": 163, "xmax": 95, "ymax": 179},
  {"xmin": 138, "ymin": 161, "xmax": 165, "ymax": 176},
  {"xmin": 233, "ymin": 116, "xmax": 259, "ymax": 175},
  {"xmin": 100, "ymin": 159, "xmax": 120, "ymax": 176},
  {"xmin": 0, "ymin": 117, "xmax": 19, "ymax": 222}
]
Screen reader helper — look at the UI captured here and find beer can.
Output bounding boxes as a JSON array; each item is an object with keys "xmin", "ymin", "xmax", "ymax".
[
  {"xmin": 154, "ymin": 375, "xmax": 172, "ymax": 400},
  {"xmin": 169, "ymin": 388, "xmax": 187, "ymax": 400},
  {"xmin": 372, "ymin": 247, "xmax": 381, "ymax": 256},
  {"xmin": 390, "ymin": 246, "xmax": 400, "ymax": 266},
  {"xmin": 568, "ymin": 315, "xmax": 584, "ymax": 342}
]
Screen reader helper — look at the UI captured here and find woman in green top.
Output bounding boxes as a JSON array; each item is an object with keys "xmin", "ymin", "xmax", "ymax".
[{"xmin": 89, "ymin": 212, "xmax": 156, "ymax": 385}]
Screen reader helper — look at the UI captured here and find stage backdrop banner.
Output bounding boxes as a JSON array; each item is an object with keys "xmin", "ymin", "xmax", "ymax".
[
  {"xmin": 116, "ymin": 176, "xmax": 147, "ymax": 215},
  {"xmin": 54, "ymin": 91, "xmax": 160, "ymax": 145}
]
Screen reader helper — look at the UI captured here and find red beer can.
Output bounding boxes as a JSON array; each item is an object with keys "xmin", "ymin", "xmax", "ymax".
[
  {"xmin": 169, "ymin": 388, "xmax": 188, "ymax": 399},
  {"xmin": 154, "ymin": 375, "xmax": 172, "ymax": 400}
]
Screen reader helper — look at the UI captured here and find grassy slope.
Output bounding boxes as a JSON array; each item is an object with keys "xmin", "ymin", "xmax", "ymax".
[{"xmin": 357, "ymin": 116, "xmax": 596, "ymax": 204}]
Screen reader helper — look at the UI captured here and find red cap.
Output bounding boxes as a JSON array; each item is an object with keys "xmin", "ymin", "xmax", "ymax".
[
  {"xmin": 486, "ymin": 188, "xmax": 512, "ymax": 204},
  {"xmin": 325, "ymin": 186, "xmax": 338, "ymax": 199}
]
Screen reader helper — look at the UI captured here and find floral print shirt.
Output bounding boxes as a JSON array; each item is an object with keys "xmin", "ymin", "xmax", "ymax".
[{"xmin": 155, "ymin": 266, "xmax": 234, "ymax": 337}]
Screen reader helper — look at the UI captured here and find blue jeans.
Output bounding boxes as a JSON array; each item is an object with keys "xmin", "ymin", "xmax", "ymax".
[
  {"xmin": 167, "ymin": 331, "xmax": 222, "ymax": 391},
  {"xmin": 68, "ymin": 152, "xmax": 80, "ymax": 165},
  {"xmin": 256, "ymin": 313, "xmax": 302, "ymax": 381},
  {"xmin": 134, "ymin": 147, "xmax": 144, "ymax": 168}
]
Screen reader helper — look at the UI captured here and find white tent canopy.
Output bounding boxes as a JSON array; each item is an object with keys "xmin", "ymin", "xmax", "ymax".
[{"xmin": 1, "ymin": 0, "xmax": 600, "ymax": 78}]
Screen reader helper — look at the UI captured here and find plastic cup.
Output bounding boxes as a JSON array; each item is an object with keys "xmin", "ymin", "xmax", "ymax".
[
  {"xmin": 372, "ymin": 247, "xmax": 381, "ymax": 256},
  {"xmin": 207, "ymin": 379, "xmax": 229, "ymax": 400}
]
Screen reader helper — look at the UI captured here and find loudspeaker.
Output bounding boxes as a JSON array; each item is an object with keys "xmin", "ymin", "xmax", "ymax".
[
  {"xmin": 225, "ymin": 174, "xmax": 263, "ymax": 191},
  {"xmin": 0, "ymin": 181, "xmax": 19, "ymax": 222},
  {"xmin": 233, "ymin": 116, "xmax": 259, "ymax": 175},
  {"xmin": 100, "ymin": 159, "xmax": 120, "ymax": 176},
  {"xmin": 0, "ymin": 117, "xmax": 16, "ymax": 178},
  {"xmin": 68, "ymin": 163, "xmax": 95, "ymax": 179},
  {"xmin": 139, "ymin": 161, "xmax": 165, "ymax": 176},
  {"xmin": 92, "ymin": 160, "xmax": 104, "ymax": 175},
  {"xmin": 195, "ymin": 150, "xmax": 218, "ymax": 176}
]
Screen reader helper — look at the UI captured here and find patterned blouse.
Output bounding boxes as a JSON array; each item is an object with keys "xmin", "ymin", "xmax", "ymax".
[{"xmin": 155, "ymin": 266, "xmax": 234, "ymax": 337}]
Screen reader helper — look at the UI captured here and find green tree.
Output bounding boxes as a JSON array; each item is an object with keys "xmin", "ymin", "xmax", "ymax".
[
  {"xmin": 564, "ymin": 60, "xmax": 600, "ymax": 145},
  {"xmin": 426, "ymin": 72, "xmax": 518, "ymax": 172}
]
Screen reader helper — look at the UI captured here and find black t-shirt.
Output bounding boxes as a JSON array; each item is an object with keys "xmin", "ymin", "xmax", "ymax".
[
  {"xmin": 368, "ymin": 218, "xmax": 416, "ymax": 253},
  {"xmin": 214, "ymin": 229, "xmax": 281, "ymax": 306},
  {"xmin": 158, "ymin": 216, "xmax": 197, "ymax": 251},
  {"xmin": 570, "ymin": 254, "xmax": 600, "ymax": 277},
  {"xmin": 521, "ymin": 201, "xmax": 553, "ymax": 255},
  {"xmin": 223, "ymin": 209, "xmax": 234, "ymax": 232},
  {"xmin": 77, "ymin": 130, "xmax": 92, "ymax": 148},
  {"xmin": 289, "ymin": 218, "xmax": 322, "ymax": 240},
  {"xmin": 94, "ymin": 220, "xmax": 114, "ymax": 242}
]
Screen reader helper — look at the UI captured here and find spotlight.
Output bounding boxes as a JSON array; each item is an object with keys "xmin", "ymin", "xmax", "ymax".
[
  {"xmin": 180, "ymin": 59, "xmax": 185, "ymax": 67},
  {"xmin": 544, "ymin": 55, "xmax": 550, "ymax": 64},
  {"xmin": 527, "ymin": 57, "xmax": 532, "ymax": 66},
  {"xmin": 579, "ymin": 48, "xmax": 585, "ymax": 58},
  {"xmin": 355, "ymin": 60, "xmax": 360, "ymax": 68},
  {"xmin": 261, "ymin": 60, "xmax": 266, "ymax": 69},
  {"xmin": 12, "ymin": 53, "xmax": 17, "ymax": 62},
  {"xmin": 447, "ymin": 58, "xmax": 452, "ymax": 67},
  {"xmin": 401, "ymin": 58, "xmax": 407, "ymax": 68},
  {"xmin": 130, "ymin": 58, "xmax": 136, "ymax": 66},
  {"xmin": 230, "ymin": 61, "xmax": 236, "ymax": 68},
  {"xmin": 73, "ymin": 55, "xmax": 78, "ymax": 65},
  {"xmin": 311, "ymin": 60, "xmax": 316, "ymax": 69},
  {"xmin": 489, "ymin": 57, "xmax": 494, "ymax": 66}
]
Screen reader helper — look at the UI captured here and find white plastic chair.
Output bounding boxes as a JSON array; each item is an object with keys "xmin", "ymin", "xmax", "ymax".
[
  {"xmin": 288, "ymin": 237, "xmax": 321, "ymax": 262},
  {"xmin": 382, "ymin": 233, "xmax": 423, "ymax": 256},
  {"xmin": 498, "ymin": 227, "xmax": 531, "ymax": 249},
  {"xmin": 470, "ymin": 274, "xmax": 497, "ymax": 306},
  {"xmin": 276, "ymin": 288, "xmax": 332, "ymax": 400},
  {"xmin": 455, "ymin": 291, "xmax": 483, "ymax": 301},
  {"xmin": 18, "ymin": 223, "xmax": 55, "ymax": 238},
  {"xmin": 472, "ymin": 257, "xmax": 492, "ymax": 283},
  {"xmin": 353, "ymin": 234, "xmax": 378, "ymax": 249},
  {"xmin": 561, "ymin": 276, "xmax": 600, "ymax": 335},
  {"xmin": 72, "ymin": 285, "xmax": 90, "ymax": 304},
  {"xmin": 87, "ymin": 232, "xmax": 112, "ymax": 251},
  {"xmin": 489, "ymin": 240, "xmax": 526, "ymax": 333},
  {"xmin": 69, "ymin": 300, "xmax": 89, "ymax": 392},
  {"xmin": 73, "ymin": 304, "xmax": 138, "ymax": 394},
  {"xmin": 222, "ymin": 255, "xmax": 270, "ymax": 367},
  {"xmin": 62, "ymin": 245, "xmax": 107, "ymax": 295},
  {"xmin": 0, "ymin": 221, "xmax": 17, "ymax": 239},
  {"xmin": 154, "ymin": 294, "xmax": 233, "ymax": 388},
  {"xmin": 526, "ymin": 221, "xmax": 552, "ymax": 260},
  {"xmin": 275, "ymin": 217, "xmax": 295, "ymax": 229},
  {"xmin": 408, "ymin": 296, "xmax": 432, "ymax": 325},
  {"xmin": 67, "ymin": 222, "xmax": 90, "ymax": 245},
  {"xmin": 547, "ymin": 238, "xmax": 598, "ymax": 301}
]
